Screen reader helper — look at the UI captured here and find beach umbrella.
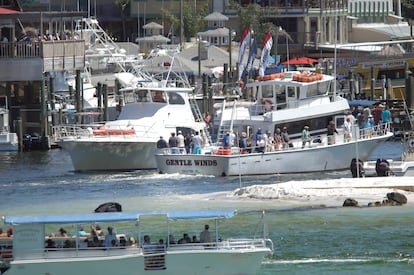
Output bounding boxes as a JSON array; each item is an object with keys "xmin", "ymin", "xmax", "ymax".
[{"xmin": 281, "ymin": 57, "xmax": 318, "ymax": 65}]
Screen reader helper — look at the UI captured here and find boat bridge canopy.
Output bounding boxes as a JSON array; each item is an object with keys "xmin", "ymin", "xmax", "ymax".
[{"xmin": 4, "ymin": 210, "xmax": 236, "ymax": 225}]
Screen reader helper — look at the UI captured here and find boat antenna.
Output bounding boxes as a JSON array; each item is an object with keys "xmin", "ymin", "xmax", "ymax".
[{"xmin": 333, "ymin": 1, "xmax": 338, "ymax": 99}]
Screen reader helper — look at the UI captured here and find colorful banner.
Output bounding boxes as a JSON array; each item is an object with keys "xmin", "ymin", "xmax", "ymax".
[
  {"xmin": 258, "ymin": 32, "xmax": 273, "ymax": 76},
  {"xmin": 237, "ymin": 27, "xmax": 250, "ymax": 80},
  {"xmin": 246, "ymin": 36, "xmax": 257, "ymax": 75}
]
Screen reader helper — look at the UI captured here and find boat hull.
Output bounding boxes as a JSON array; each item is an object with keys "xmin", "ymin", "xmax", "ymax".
[
  {"xmin": 5, "ymin": 249, "xmax": 268, "ymax": 275},
  {"xmin": 57, "ymin": 139, "xmax": 156, "ymax": 171},
  {"xmin": 156, "ymin": 133, "xmax": 393, "ymax": 176}
]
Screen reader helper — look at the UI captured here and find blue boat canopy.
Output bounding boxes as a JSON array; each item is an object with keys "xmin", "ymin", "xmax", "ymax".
[
  {"xmin": 348, "ymin": 100, "xmax": 380, "ymax": 107},
  {"xmin": 3, "ymin": 210, "xmax": 236, "ymax": 225}
]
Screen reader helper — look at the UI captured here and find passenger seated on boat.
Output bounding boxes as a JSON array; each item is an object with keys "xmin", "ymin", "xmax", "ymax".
[
  {"xmin": 57, "ymin": 227, "xmax": 68, "ymax": 237},
  {"xmin": 192, "ymin": 235, "xmax": 199, "ymax": 243},
  {"xmin": 177, "ymin": 233, "xmax": 191, "ymax": 244},
  {"xmin": 223, "ymin": 132, "xmax": 231, "ymax": 149},
  {"xmin": 105, "ymin": 227, "xmax": 119, "ymax": 247},
  {"xmin": 64, "ymin": 239, "xmax": 75, "ymax": 248},
  {"xmin": 78, "ymin": 226, "xmax": 88, "ymax": 237},
  {"xmin": 85, "ymin": 229, "xmax": 102, "ymax": 247},
  {"xmin": 45, "ymin": 238, "xmax": 56, "ymax": 249}
]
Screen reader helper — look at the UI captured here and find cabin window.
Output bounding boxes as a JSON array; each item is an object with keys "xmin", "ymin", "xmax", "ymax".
[
  {"xmin": 135, "ymin": 90, "xmax": 150, "ymax": 102},
  {"xmin": 287, "ymin": 87, "xmax": 297, "ymax": 98},
  {"xmin": 168, "ymin": 92, "xmax": 185, "ymax": 105},
  {"xmin": 151, "ymin": 90, "xmax": 166, "ymax": 103},
  {"xmin": 262, "ymin": 85, "xmax": 273, "ymax": 98}
]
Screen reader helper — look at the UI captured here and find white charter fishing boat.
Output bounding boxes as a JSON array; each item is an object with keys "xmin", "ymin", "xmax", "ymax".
[
  {"xmin": 53, "ymin": 81, "xmax": 209, "ymax": 171},
  {"xmin": 0, "ymin": 97, "xmax": 18, "ymax": 151},
  {"xmin": 155, "ymin": 71, "xmax": 393, "ymax": 176},
  {"xmin": 0, "ymin": 210, "xmax": 273, "ymax": 275}
]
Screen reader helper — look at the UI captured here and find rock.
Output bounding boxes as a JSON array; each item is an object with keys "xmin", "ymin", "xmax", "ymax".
[
  {"xmin": 343, "ymin": 198, "xmax": 358, "ymax": 207},
  {"xmin": 386, "ymin": 192, "xmax": 407, "ymax": 205},
  {"xmin": 94, "ymin": 202, "xmax": 122, "ymax": 213}
]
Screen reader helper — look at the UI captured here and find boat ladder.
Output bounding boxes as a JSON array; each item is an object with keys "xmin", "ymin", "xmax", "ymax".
[
  {"xmin": 189, "ymin": 98, "xmax": 213, "ymax": 145},
  {"xmin": 215, "ymin": 100, "xmax": 237, "ymax": 146}
]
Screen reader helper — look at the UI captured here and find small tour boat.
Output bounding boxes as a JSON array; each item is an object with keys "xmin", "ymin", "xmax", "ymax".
[{"xmin": 0, "ymin": 210, "xmax": 273, "ymax": 275}]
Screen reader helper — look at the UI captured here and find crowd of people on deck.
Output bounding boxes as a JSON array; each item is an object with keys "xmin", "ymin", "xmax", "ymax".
[
  {"xmin": 39, "ymin": 223, "xmax": 213, "ymax": 252},
  {"xmin": 156, "ymin": 130, "xmax": 207, "ymax": 155},
  {"xmin": 156, "ymin": 103, "xmax": 391, "ymax": 155}
]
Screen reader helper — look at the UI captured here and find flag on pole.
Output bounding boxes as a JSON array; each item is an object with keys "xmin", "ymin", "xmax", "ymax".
[
  {"xmin": 246, "ymin": 36, "xmax": 257, "ymax": 75},
  {"xmin": 258, "ymin": 32, "xmax": 273, "ymax": 76},
  {"xmin": 238, "ymin": 27, "xmax": 250, "ymax": 81}
]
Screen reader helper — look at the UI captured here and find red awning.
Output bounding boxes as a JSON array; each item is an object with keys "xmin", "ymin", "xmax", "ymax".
[
  {"xmin": 0, "ymin": 7, "xmax": 19, "ymax": 14},
  {"xmin": 282, "ymin": 57, "xmax": 319, "ymax": 65}
]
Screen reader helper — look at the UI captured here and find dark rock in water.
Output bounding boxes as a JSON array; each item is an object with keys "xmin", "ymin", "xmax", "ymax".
[
  {"xmin": 95, "ymin": 202, "xmax": 122, "ymax": 213},
  {"xmin": 386, "ymin": 192, "xmax": 407, "ymax": 205},
  {"xmin": 343, "ymin": 198, "xmax": 359, "ymax": 207}
]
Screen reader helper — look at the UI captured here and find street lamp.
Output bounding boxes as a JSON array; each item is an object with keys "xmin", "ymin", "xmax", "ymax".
[
  {"xmin": 278, "ymin": 26, "xmax": 290, "ymax": 70},
  {"xmin": 228, "ymin": 29, "xmax": 236, "ymax": 73},
  {"xmin": 198, "ymin": 36, "xmax": 201, "ymax": 77}
]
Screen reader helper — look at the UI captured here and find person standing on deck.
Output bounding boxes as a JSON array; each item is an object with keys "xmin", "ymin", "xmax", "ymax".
[
  {"xmin": 301, "ymin": 126, "xmax": 311, "ymax": 148},
  {"xmin": 343, "ymin": 118, "xmax": 352, "ymax": 142},
  {"xmin": 381, "ymin": 105, "xmax": 391, "ymax": 133},
  {"xmin": 327, "ymin": 121, "xmax": 338, "ymax": 145},
  {"xmin": 177, "ymin": 130, "xmax": 185, "ymax": 154},
  {"xmin": 168, "ymin": 133, "xmax": 179, "ymax": 154},
  {"xmin": 191, "ymin": 131, "xmax": 203, "ymax": 154}
]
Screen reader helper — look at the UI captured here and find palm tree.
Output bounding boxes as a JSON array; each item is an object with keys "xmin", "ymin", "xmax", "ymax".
[{"xmin": 115, "ymin": 0, "xmax": 130, "ymax": 41}]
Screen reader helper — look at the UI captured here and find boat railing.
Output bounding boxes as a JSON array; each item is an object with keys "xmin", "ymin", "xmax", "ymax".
[{"xmin": 52, "ymin": 123, "xmax": 160, "ymax": 140}]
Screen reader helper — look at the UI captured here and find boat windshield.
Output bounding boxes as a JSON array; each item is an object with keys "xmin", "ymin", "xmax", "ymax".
[{"xmin": 168, "ymin": 92, "xmax": 185, "ymax": 105}]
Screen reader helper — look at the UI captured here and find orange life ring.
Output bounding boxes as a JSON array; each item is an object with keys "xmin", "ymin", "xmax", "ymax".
[{"xmin": 260, "ymin": 99, "xmax": 274, "ymax": 112}]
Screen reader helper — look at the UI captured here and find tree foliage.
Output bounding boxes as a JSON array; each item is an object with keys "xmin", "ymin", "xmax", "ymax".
[
  {"xmin": 229, "ymin": 1, "xmax": 278, "ymax": 47},
  {"xmin": 162, "ymin": 1, "xmax": 208, "ymax": 41}
]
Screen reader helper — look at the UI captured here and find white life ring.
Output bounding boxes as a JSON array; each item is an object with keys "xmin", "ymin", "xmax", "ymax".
[{"xmin": 409, "ymin": 138, "xmax": 414, "ymax": 148}]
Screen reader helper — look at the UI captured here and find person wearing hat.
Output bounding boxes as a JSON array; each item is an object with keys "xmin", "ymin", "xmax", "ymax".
[
  {"xmin": 301, "ymin": 126, "xmax": 311, "ymax": 148},
  {"xmin": 105, "ymin": 226, "xmax": 119, "ymax": 247},
  {"xmin": 364, "ymin": 114, "xmax": 374, "ymax": 138},
  {"xmin": 239, "ymin": 132, "xmax": 248, "ymax": 154}
]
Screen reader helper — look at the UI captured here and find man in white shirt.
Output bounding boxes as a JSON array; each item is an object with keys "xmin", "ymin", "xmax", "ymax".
[{"xmin": 177, "ymin": 130, "xmax": 185, "ymax": 154}]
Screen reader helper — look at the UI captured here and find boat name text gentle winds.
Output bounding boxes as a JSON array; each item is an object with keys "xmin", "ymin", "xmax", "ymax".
[{"xmin": 165, "ymin": 159, "xmax": 218, "ymax": 166}]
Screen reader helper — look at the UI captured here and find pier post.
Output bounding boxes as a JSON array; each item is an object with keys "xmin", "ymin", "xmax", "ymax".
[
  {"xmin": 223, "ymin": 63, "xmax": 228, "ymax": 95},
  {"xmin": 75, "ymin": 69, "xmax": 82, "ymax": 119},
  {"xmin": 202, "ymin": 73, "xmax": 208, "ymax": 114},
  {"xmin": 40, "ymin": 73, "xmax": 47, "ymax": 137},
  {"xmin": 370, "ymin": 66, "xmax": 374, "ymax": 100},
  {"xmin": 103, "ymin": 84, "xmax": 109, "ymax": 121},
  {"xmin": 97, "ymin": 82, "xmax": 102, "ymax": 121}
]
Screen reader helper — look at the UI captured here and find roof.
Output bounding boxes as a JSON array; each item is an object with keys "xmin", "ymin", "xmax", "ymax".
[
  {"xmin": 4, "ymin": 210, "xmax": 236, "ymax": 225},
  {"xmin": 143, "ymin": 22, "xmax": 163, "ymax": 29},
  {"xmin": 204, "ymin": 11, "xmax": 228, "ymax": 21}
]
